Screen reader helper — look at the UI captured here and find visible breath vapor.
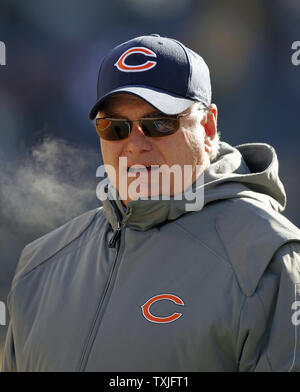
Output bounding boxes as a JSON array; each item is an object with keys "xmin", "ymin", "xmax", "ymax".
[{"xmin": 0, "ymin": 136, "xmax": 100, "ymax": 234}]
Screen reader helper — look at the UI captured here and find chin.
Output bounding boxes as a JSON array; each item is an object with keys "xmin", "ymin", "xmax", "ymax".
[{"xmin": 127, "ymin": 182, "xmax": 161, "ymax": 201}]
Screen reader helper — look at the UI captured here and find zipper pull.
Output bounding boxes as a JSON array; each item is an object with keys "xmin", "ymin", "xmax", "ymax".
[{"xmin": 108, "ymin": 222, "xmax": 121, "ymax": 248}]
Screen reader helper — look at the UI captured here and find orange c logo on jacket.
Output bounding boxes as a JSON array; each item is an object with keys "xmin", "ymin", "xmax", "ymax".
[
  {"xmin": 114, "ymin": 47, "xmax": 157, "ymax": 72},
  {"xmin": 141, "ymin": 294, "xmax": 184, "ymax": 323}
]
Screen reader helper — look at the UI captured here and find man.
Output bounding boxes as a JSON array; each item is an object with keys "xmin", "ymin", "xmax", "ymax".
[{"xmin": 2, "ymin": 34, "xmax": 300, "ymax": 372}]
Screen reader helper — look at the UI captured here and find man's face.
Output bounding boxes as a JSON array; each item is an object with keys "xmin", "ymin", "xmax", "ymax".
[{"xmin": 97, "ymin": 93, "xmax": 216, "ymax": 206}]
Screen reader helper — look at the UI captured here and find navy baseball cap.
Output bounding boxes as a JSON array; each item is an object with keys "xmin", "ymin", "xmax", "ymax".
[{"xmin": 89, "ymin": 34, "xmax": 211, "ymax": 120}]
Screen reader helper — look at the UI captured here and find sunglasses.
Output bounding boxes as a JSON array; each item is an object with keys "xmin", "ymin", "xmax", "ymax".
[{"xmin": 95, "ymin": 108, "xmax": 207, "ymax": 141}]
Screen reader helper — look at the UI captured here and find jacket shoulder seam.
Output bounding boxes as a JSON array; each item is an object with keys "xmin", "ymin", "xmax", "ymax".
[
  {"xmin": 236, "ymin": 294, "xmax": 248, "ymax": 368},
  {"xmin": 215, "ymin": 197, "xmax": 300, "ymax": 296},
  {"xmin": 214, "ymin": 199, "xmax": 246, "ymax": 293},
  {"xmin": 173, "ymin": 213, "xmax": 238, "ymax": 280},
  {"xmin": 11, "ymin": 208, "xmax": 106, "ymax": 291},
  {"xmin": 256, "ymin": 291, "xmax": 273, "ymax": 371}
]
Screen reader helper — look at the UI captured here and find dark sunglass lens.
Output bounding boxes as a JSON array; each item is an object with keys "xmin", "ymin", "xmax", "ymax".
[
  {"xmin": 141, "ymin": 118, "xmax": 179, "ymax": 137},
  {"xmin": 96, "ymin": 119, "xmax": 130, "ymax": 140}
]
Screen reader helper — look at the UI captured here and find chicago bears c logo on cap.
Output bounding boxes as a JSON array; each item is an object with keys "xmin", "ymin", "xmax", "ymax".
[
  {"xmin": 114, "ymin": 47, "xmax": 157, "ymax": 72},
  {"xmin": 141, "ymin": 294, "xmax": 184, "ymax": 324}
]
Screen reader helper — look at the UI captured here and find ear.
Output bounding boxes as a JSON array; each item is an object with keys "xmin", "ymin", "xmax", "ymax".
[{"xmin": 203, "ymin": 104, "xmax": 218, "ymax": 153}]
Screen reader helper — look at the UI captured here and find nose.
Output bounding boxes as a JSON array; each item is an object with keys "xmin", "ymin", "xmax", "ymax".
[{"xmin": 124, "ymin": 121, "xmax": 152, "ymax": 153}]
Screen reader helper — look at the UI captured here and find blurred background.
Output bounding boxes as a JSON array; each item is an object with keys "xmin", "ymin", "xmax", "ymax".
[{"xmin": 0, "ymin": 0, "xmax": 300, "ymax": 367}]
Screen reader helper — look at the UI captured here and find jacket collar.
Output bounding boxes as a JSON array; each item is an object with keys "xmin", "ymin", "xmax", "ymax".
[{"xmin": 99, "ymin": 176, "xmax": 206, "ymax": 231}]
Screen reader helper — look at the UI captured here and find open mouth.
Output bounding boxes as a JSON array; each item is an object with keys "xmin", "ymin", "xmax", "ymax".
[{"xmin": 127, "ymin": 165, "xmax": 160, "ymax": 173}]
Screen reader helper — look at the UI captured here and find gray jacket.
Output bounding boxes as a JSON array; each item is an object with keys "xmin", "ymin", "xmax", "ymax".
[{"xmin": 2, "ymin": 141, "xmax": 300, "ymax": 372}]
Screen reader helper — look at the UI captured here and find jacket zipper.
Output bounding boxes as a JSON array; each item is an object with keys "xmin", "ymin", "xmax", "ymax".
[
  {"xmin": 108, "ymin": 221, "xmax": 121, "ymax": 248},
  {"xmin": 77, "ymin": 216, "xmax": 125, "ymax": 371}
]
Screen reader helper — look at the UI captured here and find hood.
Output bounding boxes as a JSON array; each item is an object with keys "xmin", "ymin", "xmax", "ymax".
[
  {"xmin": 203, "ymin": 141, "xmax": 286, "ymax": 211},
  {"xmin": 99, "ymin": 141, "xmax": 286, "ymax": 231}
]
